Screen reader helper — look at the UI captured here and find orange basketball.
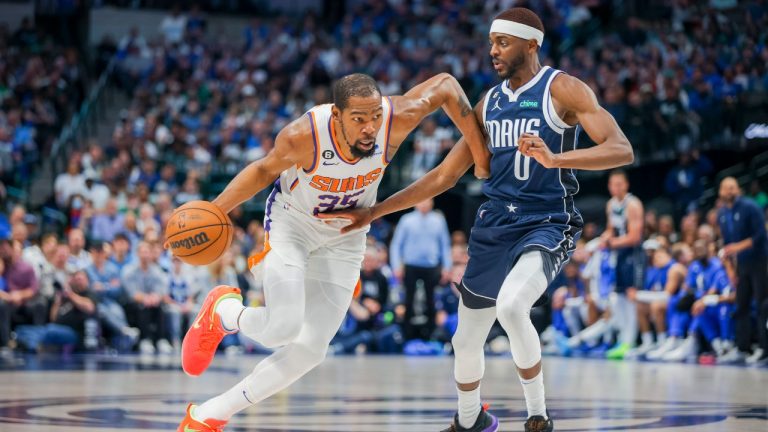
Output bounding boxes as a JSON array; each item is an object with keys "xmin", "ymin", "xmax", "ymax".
[{"xmin": 165, "ymin": 200, "xmax": 233, "ymax": 266}]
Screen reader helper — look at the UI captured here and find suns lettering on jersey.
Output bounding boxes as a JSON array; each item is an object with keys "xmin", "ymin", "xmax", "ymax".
[{"xmin": 308, "ymin": 168, "xmax": 382, "ymax": 193}]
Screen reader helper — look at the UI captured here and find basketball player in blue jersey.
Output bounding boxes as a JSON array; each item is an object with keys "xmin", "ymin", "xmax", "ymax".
[
  {"xmin": 599, "ymin": 170, "xmax": 645, "ymax": 360},
  {"xmin": 627, "ymin": 240, "xmax": 687, "ymax": 358},
  {"xmin": 322, "ymin": 7, "xmax": 634, "ymax": 432}
]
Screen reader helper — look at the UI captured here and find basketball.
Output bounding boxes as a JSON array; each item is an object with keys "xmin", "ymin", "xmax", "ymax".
[{"xmin": 165, "ymin": 200, "xmax": 233, "ymax": 266}]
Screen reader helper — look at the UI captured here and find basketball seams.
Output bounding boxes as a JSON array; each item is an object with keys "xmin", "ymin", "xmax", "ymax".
[
  {"xmin": 166, "ymin": 222, "xmax": 230, "ymax": 240},
  {"xmin": 166, "ymin": 202, "xmax": 233, "ymax": 262}
]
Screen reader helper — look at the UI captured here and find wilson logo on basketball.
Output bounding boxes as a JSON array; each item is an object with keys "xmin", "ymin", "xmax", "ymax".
[{"xmin": 170, "ymin": 232, "xmax": 211, "ymax": 250}]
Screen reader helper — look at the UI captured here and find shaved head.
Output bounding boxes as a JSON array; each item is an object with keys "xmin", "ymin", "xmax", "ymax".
[{"xmin": 719, "ymin": 176, "xmax": 740, "ymax": 205}]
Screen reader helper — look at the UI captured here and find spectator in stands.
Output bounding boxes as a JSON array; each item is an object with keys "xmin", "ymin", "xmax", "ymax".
[
  {"xmin": 664, "ymin": 150, "xmax": 714, "ymax": 218},
  {"xmin": 155, "ymin": 164, "xmax": 179, "ymax": 196},
  {"xmin": 411, "ymin": 118, "xmax": 451, "ymax": 180},
  {"xmin": 67, "ymin": 228, "xmax": 90, "ymax": 271},
  {"xmin": 54, "ymin": 157, "xmax": 86, "ymax": 209},
  {"xmin": 658, "ymin": 214, "xmax": 679, "ymax": 243},
  {"xmin": 86, "ymin": 240, "xmax": 135, "ymax": 348},
  {"xmin": 15, "ymin": 270, "xmax": 96, "ymax": 353},
  {"xmin": 136, "ymin": 203, "xmax": 161, "ymax": 238},
  {"xmin": 83, "ymin": 174, "xmax": 111, "ymax": 211},
  {"xmin": 48, "ymin": 244, "xmax": 74, "ymax": 308},
  {"xmin": 1, "ymin": 236, "xmax": 45, "ymax": 328},
  {"xmin": 22, "ymin": 233, "xmax": 58, "ymax": 307},
  {"xmin": 716, "ymin": 177, "xmax": 768, "ymax": 365},
  {"xmin": 206, "ymin": 249, "xmax": 238, "ymax": 288},
  {"xmin": 90, "ymin": 198, "xmax": 125, "ymax": 242},
  {"xmin": 121, "ymin": 241, "xmax": 170, "ymax": 354},
  {"xmin": 10, "ymin": 222, "xmax": 28, "ymax": 247},
  {"xmin": 160, "ymin": 5, "xmax": 187, "ymax": 44},
  {"xmin": 109, "ymin": 232, "xmax": 133, "ymax": 273},
  {"xmin": 0, "ymin": 252, "xmax": 9, "ymax": 353},
  {"xmin": 550, "ymin": 262, "xmax": 587, "ymax": 341},
  {"xmin": 81, "ymin": 140, "xmax": 107, "ymax": 180},
  {"xmin": 165, "ymin": 256, "xmax": 198, "ymax": 349},
  {"xmin": 747, "ymin": 180, "xmax": 768, "ymax": 209},
  {"xmin": 390, "ymin": 199, "xmax": 451, "ymax": 341}
]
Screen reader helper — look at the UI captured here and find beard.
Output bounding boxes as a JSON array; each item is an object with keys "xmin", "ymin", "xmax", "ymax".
[
  {"xmin": 495, "ymin": 52, "xmax": 526, "ymax": 80},
  {"xmin": 350, "ymin": 141, "xmax": 376, "ymax": 158},
  {"xmin": 341, "ymin": 122, "xmax": 376, "ymax": 159}
]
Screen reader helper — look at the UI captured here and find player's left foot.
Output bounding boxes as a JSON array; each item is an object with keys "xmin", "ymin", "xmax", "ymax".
[
  {"xmin": 182, "ymin": 285, "xmax": 243, "ymax": 376},
  {"xmin": 524, "ymin": 410, "xmax": 553, "ymax": 432},
  {"xmin": 177, "ymin": 404, "xmax": 228, "ymax": 432},
  {"xmin": 606, "ymin": 342, "xmax": 631, "ymax": 360},
  {"xmin": 440, "ymin": 405, "xmax": 498, "ymax": 431}
]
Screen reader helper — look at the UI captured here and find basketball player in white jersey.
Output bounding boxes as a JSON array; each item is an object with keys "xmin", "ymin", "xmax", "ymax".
[
  {"xmin": 176, "ymin": 73, "xmax": 488, "ymax": 431},
  {"xmin": 599, "ymin": 170, "xmax": 645, "ymax": 360}
]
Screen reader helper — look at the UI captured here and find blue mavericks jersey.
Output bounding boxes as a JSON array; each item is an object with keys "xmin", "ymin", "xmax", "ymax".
[
  {"xmin": 482, "ymin": 66, "xmax": 580, "ymax": 210},
  {"xmin": 685, "ymin": 258, "xmax": 730, "ymax": 298},
  {"xmin": 645, "ymin": 259, "xmax": 676, "ymax": 291}
]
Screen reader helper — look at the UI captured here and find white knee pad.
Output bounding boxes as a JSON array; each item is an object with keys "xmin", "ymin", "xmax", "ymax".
[
  {"xmin": 452, "ymin": 302, "xmax": 496, "ymax": 383},
  {"xmin": 496, "ymin": 251, "xmax": 549, "ymax": 370},
  {"xmin": 257, "ymin": 309, "xmax": 304, "ymax": 348}
]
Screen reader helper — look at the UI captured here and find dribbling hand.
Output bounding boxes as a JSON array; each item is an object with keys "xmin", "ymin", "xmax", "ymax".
[{"xmin": 316, "ymin": 207, "xmax": 375, "ymax": 234}]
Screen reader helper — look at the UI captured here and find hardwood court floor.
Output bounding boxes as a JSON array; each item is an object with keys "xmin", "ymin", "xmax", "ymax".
[{"xmin": 0, "ymin": 353, "xmax": 766, "ymax": 431}]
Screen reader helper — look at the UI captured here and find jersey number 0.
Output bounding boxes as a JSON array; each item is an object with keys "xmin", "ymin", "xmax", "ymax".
[{"xmin": 514, "ymin": 151, "xmax": 531, "ymax": 180}]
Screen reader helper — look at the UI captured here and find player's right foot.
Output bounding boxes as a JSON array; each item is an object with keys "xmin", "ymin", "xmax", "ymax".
[
  {"xmin": 182, "ymin": 285, "xmax": 242, "ymax": 376},
  {"xmin": 524, "ymin": 410, "xmax": 553, "ymax": 432},
  {"xmin": 177, "ymin": 404, "xmax": 228, "ymax": 432},
  {"xmin": 440, "ymin": 405, "xmax": 498, "ymax": 431}
]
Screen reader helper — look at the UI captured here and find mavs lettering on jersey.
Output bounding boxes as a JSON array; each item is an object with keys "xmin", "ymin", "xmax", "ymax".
[{"xmin": 482, "ymin": 66, "xmax": 580, "ymax": 211}]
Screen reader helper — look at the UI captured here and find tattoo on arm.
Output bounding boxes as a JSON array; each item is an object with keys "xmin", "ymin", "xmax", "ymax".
[{"xmin": 459, "ymin": 95, "xmax": 472, "ymax": 117}]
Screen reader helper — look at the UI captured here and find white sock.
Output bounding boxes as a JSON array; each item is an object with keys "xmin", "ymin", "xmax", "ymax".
[
  {"xmin": 642, "ymin": 332, "xmax": 653, "ymax": 346},
  {"xmin": 520, "ymin": 371, "xmax": 547, "ymax": 419},
  {"xmin": 457, "ymin": 385, "xmax": 482, "ymax": 428},
  {"xmin": 195, "ymin": 376, "xmax": 253, "ymax": 421},
  {"xmin": 216, "ymin": 298, "xmax": 246, "ymax": 332},
  {"xmin": 658, "ymin": 333, "xmax": 667, "ymax": 344}
]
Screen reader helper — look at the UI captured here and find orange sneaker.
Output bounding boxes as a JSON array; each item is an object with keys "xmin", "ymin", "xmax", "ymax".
[
  {"xmin": 177, "ymin": 404, "xmax": 228, "ymax": 432},
  {"xmin": 182, "ymin": 285, "xmax": 242, "ymax": 376}
]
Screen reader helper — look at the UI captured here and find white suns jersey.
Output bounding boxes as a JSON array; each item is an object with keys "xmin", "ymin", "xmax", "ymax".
[{"xmin": 273, "ymin": 97, "xmax": 394, "ymax": 218}]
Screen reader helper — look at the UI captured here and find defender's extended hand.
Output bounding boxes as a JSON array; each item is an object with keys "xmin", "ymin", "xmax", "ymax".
[{"xmin": 316, "ymin": 207, "xmax": 375, "ymax": 234}]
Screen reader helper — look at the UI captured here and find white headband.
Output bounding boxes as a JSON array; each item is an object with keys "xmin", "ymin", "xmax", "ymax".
[{"xmin": 489, "ymin": 19, "xmax": 544, "ymax": 46}]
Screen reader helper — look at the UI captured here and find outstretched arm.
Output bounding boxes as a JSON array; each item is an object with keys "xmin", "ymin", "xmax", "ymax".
[
  {"xmin": 389, "ymin": 73, "xmax": 490, "ymax": 178},
  {"xmin": 319, "ymin": 137, "xmax": 474, "ymax": 233},
  {"xmin": 212, "ymin": 117, "xmax": 314, "ymax": 213},
  {"xmin": 520, "ymin": 74, "xmax": 634, "ymax": 170}
]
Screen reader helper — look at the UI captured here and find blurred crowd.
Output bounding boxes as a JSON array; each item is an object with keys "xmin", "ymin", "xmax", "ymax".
[
  {"xmin": 0, "ymin": 17, "xmax": 87, "ymax": 193},
  {"xmin": 539, "ymin": 174, "xmax": 768, "ymax": 366},
  {"xmin": 1, "ymin": 1, "xmax": 768, "ymax": 362},
  {"xmin": 1, "ymin": 1, "xmax": 766, "ymax": 200}
]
